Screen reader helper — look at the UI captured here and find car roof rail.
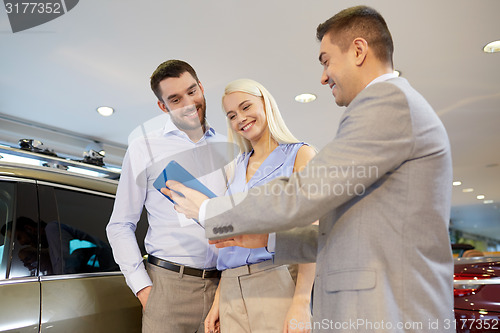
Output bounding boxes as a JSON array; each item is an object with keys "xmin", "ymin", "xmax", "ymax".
[{"xmin": 0, "ymin": 144, "xmax": 121, "ymax": 180}]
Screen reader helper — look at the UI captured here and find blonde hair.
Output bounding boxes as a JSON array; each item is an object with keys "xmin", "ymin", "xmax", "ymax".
[
  {"xmin": 222, "ymin": 79, "xmax": 300, "ymax": 185},
  {"xmin": 222, "ymin": 78, "xmax": 299, "ymax": 154}
]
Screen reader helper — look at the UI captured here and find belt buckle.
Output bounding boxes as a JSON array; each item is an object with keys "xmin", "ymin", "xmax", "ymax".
[{"xmin": 202, "ymin": 270, "xmax": 207, "ymax": 279}]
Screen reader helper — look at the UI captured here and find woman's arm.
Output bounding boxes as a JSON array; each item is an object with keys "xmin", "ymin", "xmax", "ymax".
[
  {"xmin": 284, "ymin": 263, "xmax": 315, "ymax": 332},
  {"xmin": 282, "ymin": 144, "xmax": 317, "ymax": 332},
  {"xmin": 205, "ymin": 284, "xmax": 221, "ymax": 333},
  {"xmin": 293, "ymin": 145, "xmax": 317, "ymax": 174}
]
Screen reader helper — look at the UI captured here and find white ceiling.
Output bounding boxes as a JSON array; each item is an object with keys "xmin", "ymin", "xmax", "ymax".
[{"xmin": 0, "ymin": 0, "xmax": 499, "ymax": 213}]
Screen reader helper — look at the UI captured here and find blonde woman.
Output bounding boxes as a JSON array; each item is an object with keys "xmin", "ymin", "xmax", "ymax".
[{"xmin": 205, "ymin": 79, "xmax": 316, "ymax": 333}]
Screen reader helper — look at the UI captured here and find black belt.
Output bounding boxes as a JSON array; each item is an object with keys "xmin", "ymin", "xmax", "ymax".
[{"xmin": 147, "ymin": 255, "xmax": 220, "ymax": 279}]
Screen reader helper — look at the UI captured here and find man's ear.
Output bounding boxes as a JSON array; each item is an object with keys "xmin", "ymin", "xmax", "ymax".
[
  {"xmin": 157, "ymin": 100, "xmax": 169, "ymax": 114},
  {"xmin": 353, "ymin": 37, "xmax": 368, "ymax": 66},
  {"xmin": 198, "ymin": 80, "xmax": 205, "ymax": 94}
]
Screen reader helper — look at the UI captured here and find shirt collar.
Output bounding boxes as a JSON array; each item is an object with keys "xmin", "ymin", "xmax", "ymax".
[
  {"xmin": 366, "ymin": 72, "xmax": 398, "ymax": 89},
  {"xmin": 162, "ymin": 116, "xmax": 215, "ymax": 139}
]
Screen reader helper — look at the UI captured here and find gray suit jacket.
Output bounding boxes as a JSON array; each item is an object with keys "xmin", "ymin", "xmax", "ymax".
[{"xmin": 205, "ymin": 78, "xmax": 454, "ymax": 332}]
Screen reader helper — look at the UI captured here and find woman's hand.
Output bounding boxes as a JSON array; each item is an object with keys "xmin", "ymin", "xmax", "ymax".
[
  {"xmin": 205, "ymin": 287, "xmax": 221, "ymax": 333},
  {"xmin": 283, "ymin": 298, "xmax": 312, "ymax": 333},
  {"xmin": 161, "ymin": 180, "xmax": 209, "ymax": 220}
]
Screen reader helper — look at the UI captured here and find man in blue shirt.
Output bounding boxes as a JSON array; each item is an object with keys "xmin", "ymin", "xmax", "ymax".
[{"xmin": 107, "ymin": 60, "xmax": 226, "ymax": 332}]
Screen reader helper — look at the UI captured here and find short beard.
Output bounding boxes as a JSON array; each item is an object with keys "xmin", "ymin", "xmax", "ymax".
[{"xmin": 170, "ymin": 96, "xmax": 207, "ymax": 132}]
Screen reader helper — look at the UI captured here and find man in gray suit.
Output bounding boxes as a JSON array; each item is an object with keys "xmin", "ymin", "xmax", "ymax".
[{"xmin": 165, "ymin": 5, "xmax": 455, "ymax": 332}]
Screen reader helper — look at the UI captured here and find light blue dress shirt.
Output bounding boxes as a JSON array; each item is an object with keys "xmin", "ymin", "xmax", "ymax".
[
  {"xmin": 217, "ymin": 142, "xmax": 305, "ymax": 270},
  {"xmin": 107, "ymin": 115, "xmax": 227, "ymax": 294}
]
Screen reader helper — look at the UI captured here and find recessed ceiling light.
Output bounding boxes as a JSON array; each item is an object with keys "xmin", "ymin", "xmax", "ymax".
[
  {"xmin": 462, "ymin": 188, "xmax": 474, "ymax": 193},
  {"xmin": 295, "ymin": 93, "xmax": 317, "ymax": 103},
  {"xmin": 483, "ymin": 40, "xmax": 500, "ymax": 53},
  {"xmin": 484, "ymin": 200, "xmax": 494, "ymax": 204},
  {"xmin": 97, "ymin": 106, "xmax": 114, "ymax": 117},
  {"xmin": 477, "ymin": 195, "xmax": 485, "ymax": 200},
  {"xmin": 452, "ymin": 181, "xmax": 462, "ymax": 186}
]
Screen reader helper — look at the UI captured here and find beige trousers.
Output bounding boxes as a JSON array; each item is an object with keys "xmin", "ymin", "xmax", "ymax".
[
  {"xmin": 219, "ymin": 260, "xmax": 295, "ymax": 333},
  {"xmin": 143, "ymin": 262, "xmax": 219, "ymax": 333}
]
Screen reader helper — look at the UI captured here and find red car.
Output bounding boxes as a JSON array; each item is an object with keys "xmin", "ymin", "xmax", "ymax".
[{"xmin": 454, "ymin": 255, "xmax": 500, "ymax": 332}]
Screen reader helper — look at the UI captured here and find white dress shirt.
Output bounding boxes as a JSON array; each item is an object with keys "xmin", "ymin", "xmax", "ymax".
[{"xmin": 107, "ymin": 114, "xmax": 227, "ymax": 295}]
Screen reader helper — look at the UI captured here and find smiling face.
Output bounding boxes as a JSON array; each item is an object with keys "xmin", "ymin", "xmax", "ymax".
[
  {"xmin": 319, "ymin": 32, "xmax": 360, "ymax": 107},
  {"xmin": 157, "ymin": 71, "xmax": 207, "ymax": 134},
  {"xmin": 223, "ymin": 91, "xmax": 269, "ymax": 145}
]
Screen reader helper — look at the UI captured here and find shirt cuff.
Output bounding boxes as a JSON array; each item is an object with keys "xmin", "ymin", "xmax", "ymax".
[
  {"xmin": 198, "ymin": 199, "xmax": 210, "ymax": 227},
  {"xmin": 127, "ymin": 265, "xmax": 153, "ymax": 296},
  {"xmin": 266, "ymin": 233, "xmax": 276, "ymax": 254}
]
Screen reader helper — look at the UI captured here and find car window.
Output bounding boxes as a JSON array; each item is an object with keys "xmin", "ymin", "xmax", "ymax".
[
  {"xmin": 48, "ymin": 187, "xmax": 119, "ymax": 274},
  {"xmin": 0, "ymin": 181, "xmax": 15, "ymax": 280},
  {"xmin": 2, "ymin": 177, "xmax": 147, "ymax": 278},
  {"xmin": 0, "ymin": 180, "xmax": 39, "ymax": 279}
]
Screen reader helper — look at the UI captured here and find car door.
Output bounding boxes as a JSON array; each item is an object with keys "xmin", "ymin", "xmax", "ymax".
[
  {"xmin": 0, "ymin": 178, "xmax": 41, "ymax": 333},
  {"xmin": 37, "ymin": 182, "xmax": 142, "ymax": 333}
]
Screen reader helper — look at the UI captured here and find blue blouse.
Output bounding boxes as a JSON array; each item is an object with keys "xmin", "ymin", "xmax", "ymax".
[{"xmin": 217, "ymin": 142, "xmax": 305, "ymax": 270}]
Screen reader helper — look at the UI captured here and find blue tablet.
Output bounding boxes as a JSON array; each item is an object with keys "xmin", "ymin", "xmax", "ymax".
[{"xmin": 153, "ymin": 160, "xmax": 217, "ymax": 204}]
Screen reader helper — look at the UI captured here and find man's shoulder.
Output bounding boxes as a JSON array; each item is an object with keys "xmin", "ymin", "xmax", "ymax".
[
  {"xmin": 370, "ymin": 77, "xmax": 422, "ymax": 99},
  {"xmin": 355, "ymin": 77, "xmax": 425, "ymax": 107},
  {"xmin": 365, "ymin": 77, "xmax": 409, "ymax": 94}
]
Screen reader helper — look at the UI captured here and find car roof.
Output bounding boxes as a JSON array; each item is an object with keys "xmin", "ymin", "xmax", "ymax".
[{"xmin": 0, "ymin": 161, "xmax": 118, "ymax": 195}]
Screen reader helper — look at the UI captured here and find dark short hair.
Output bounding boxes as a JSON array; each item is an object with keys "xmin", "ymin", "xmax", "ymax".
[
  {"xmin": 0, "ymin": 217, "xmax": 38, "ymax": 236},
  {"xmin": 150, "ymin": 60, "xmax": 199, "ymax": 102},
  {"xmin": 316, "ymin": 6, "xmax": 394, "ymax": 66}
]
